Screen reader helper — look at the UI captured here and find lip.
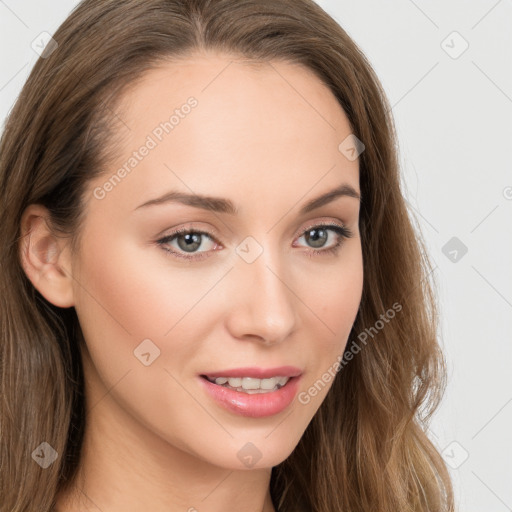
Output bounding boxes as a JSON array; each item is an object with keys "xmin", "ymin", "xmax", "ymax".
[
  {"xmin": 198, "ymin": 373, "xmax": 302, "ymax": 418},
  {"xmin": 201, "ymin": 366, "xmax": 302, "ymax": 379}
]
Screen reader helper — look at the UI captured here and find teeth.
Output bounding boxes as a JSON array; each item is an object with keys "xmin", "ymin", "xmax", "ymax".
[
  {"xmin": 227, "ymin": 377, "xmax": 242, "ymax": 388},
  {"xmin": 241, "ymin": 377, "xmax": 260, "ymax": 389},
  {"xmin": 208, "ymin": 376, "xmax": 291, "ymax": 392}
]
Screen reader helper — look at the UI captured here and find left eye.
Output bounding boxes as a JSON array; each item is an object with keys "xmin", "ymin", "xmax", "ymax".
[
  {"xmin": 295, "ymin": 225, "xmax": 342, "ymax": 249},
  {"xmin": 157, "ymin": 223, "xmax": 353, "ymax": 261}
]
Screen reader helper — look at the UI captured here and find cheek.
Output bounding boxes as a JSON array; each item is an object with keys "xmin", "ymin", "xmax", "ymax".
[
  {"xmin": 72, "ymin": 229, "xmax": 222, "ymax": 390},
  {"xmin": 73, "ymin": 230, "xmax": 212, "ymax": 341},
  {"xmin": 304, "ymin": 243, "xmax": 363, "ymax": 346},
  {"xmin": 72, "ymin": 233, "xmax": 214, "ymax": 447},
  {"xmin": 296, "ymin": 244, "xmax": 363, "ymax": 403}
]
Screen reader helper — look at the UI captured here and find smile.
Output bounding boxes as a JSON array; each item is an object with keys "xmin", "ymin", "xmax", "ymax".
[{"xmin": 199, "ymin": 373, "xmax": 302, "ymax": 418}]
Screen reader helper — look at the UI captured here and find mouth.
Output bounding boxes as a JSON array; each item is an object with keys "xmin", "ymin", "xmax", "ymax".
[{"xmin": 198, "ymin": 366, "xmax": 303, "ymax": 418}]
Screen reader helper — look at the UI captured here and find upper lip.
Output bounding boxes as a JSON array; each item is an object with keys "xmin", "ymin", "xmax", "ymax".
[{"xmin": 201, "ymin": 366, "xmax": 302, "ymax": 379}]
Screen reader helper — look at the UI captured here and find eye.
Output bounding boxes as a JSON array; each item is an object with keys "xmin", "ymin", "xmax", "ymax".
[
  {"xmin": 293, "ymin": 222, "xmax": 354, "ymax": 258},
  {"xmin": 157, "ymin": 227, "xmax": 219, "ymax": 261},
  {"xmin": 156, "ymin": 222, "xmax": 354, "ymax": 261}
]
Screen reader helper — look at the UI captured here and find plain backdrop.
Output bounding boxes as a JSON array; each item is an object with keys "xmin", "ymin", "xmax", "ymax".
[{"xmin": 1, "ymin": 1, "xmax": 511, "ymax": 511}]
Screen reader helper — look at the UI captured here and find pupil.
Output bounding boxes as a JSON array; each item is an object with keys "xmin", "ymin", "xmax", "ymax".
[
  {"xmin": 178, "ymin": 233, "xmax": 201, "ymax": 252},
  {"xmin": 306, "ymin": 228, "xmax": 327, "ymax": 248}
]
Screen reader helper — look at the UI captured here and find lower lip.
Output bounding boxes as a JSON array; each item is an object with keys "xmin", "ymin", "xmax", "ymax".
[{"xmin": 199, "ymin": 375, "xmax": 301, "ymax": 418}]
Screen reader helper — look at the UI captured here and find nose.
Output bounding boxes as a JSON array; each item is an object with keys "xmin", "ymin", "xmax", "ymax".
[{"xmin": 224, "ymin": 247, "xmax": 298, "ymax": 346}]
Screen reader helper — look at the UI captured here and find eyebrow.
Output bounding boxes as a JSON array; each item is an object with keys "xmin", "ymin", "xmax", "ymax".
[{"xmin": 134, "ymin": 183, "xmax": 361, "ymax": 215}]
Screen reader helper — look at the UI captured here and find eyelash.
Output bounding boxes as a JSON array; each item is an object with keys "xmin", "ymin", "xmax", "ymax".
[{"xmin": 156, "ymin": 222, "xmax": 354, "ymax": 262}]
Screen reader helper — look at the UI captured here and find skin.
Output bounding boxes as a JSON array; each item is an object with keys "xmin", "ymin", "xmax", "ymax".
[{"xmin": 19, "ymin": 51, "xmax": 363, "ymax": 512}]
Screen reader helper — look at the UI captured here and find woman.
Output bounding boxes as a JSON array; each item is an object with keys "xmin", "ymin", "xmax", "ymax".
[{"xmin": 0, "ymin": 0, "xmax": 455, "ymax": 510}]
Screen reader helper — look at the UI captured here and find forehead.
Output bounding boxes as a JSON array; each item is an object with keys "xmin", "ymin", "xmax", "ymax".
[
  {"xmin": 118, "ymin": 52, "xmax": 352, "ymax": 128},
  {"xmin": 90, "ymin": 51, "xmax": 360, "ymax": 218}
]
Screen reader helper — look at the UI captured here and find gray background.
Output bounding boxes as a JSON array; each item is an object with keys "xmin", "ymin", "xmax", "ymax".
[{"xmin": 1, "ymin": 1, "xmax": 511, "ymax": 510}]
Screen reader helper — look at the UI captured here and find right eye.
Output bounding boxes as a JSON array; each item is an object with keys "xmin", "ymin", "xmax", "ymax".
[{"xmin": 156, "ymin": 228, "xmax": 221, "ymax": 261}]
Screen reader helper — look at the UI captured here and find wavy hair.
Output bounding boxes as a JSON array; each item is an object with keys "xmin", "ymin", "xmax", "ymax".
[{"xmin": 0, "ymin": 0, "xmax": 454, "ymax": 510}]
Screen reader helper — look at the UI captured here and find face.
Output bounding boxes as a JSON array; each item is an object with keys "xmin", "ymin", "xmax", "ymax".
[{"xmin": 70, "ymin": 51, "xmax": 363, "ymax": 471}]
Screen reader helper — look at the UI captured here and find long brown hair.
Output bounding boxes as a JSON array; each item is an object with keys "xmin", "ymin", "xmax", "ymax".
[{"xmin": 0, "ymin": 1, "xmax": 454, "ymax": 510}]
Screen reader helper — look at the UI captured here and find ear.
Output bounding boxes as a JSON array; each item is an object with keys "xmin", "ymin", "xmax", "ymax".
[{"xmin": 18, "ymin": 204, "xmax": 75, "ymax": 308}]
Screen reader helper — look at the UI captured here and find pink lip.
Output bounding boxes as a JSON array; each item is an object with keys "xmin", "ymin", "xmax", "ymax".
[
  {"xmin": 198, "ymin": 373, "xmax": 302, "ymax": 418},
  {"xmin": 201, "ymin": 366, "xmax": 302, "ymax": 379}
]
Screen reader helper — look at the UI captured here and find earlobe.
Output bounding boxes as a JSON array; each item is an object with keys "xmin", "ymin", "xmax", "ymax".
[{"xmin": 18, "ymin": 205, "xmax": 75, "ymax": 308}]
